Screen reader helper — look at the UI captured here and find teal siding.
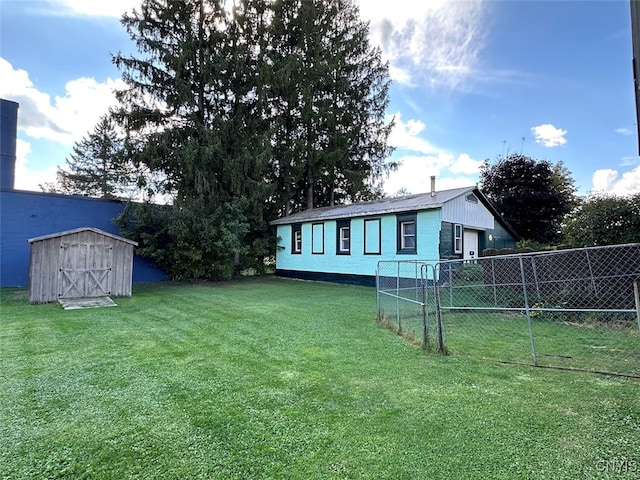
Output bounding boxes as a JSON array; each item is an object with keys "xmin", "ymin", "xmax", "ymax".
[{"xmin": 275, "ymin": 210, "xmax": 441, "ymax": 277}]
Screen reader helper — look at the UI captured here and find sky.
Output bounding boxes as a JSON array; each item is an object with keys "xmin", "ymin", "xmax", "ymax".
[{"xmin": 1, "ymin": 0, "xmax": 639, "ymax": 198}]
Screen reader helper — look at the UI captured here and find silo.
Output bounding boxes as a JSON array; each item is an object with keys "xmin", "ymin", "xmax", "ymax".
[{"xmin": 0, "ymin": 99, "xmax": 19, "ymax": 191}]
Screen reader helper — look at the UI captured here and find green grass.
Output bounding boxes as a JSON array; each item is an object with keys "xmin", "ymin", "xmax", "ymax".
[
  {"xmin": 1, "ymin": 278, "xmax": 639, "ymax": 479},
  {"xmin": 381, "ymin": 293, "xmax": 640, "ymax": 376}
]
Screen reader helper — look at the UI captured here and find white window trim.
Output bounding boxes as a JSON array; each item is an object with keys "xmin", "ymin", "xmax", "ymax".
[
  {"xmin": 454, "ymin": 224, "xmax": 463, "ymax": 254},
  {"xmin": 293, "ymin": 230, "xmax": 302, "ymax": 253},
  {"xmin": 339, "ymin": 226, "xmax": 350, "ymax": 253},
  {"xmin": 400, "ymin": 221, "xmax": 416, "ymax": 251}
]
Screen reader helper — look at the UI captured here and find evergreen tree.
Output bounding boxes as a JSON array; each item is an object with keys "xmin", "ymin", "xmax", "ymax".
[
  {"xmin": 113, "ymin": 0, "xmax": 395, "ymax": 279},
  {"xmin": 47, "ymin": 115, "xmax": 136, "ymax": 199},
  {"xmin": 113, "ymin": 0, "xmax": 271, "ymax": 279},
  {"xmin": 480, "ymin": 154, "xmax": 577, "ymax": 244},
  {"xmin": 267, "ymin": 0, "xmax": 394, "ymax": 213}
]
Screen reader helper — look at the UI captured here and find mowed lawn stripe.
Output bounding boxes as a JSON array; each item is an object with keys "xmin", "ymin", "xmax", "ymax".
[{"xmin": 1, "ymin": 278, "xmax": 638, "ymax": 479}]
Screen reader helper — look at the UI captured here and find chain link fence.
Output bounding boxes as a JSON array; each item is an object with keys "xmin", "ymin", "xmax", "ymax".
[{"xmin": 376, "ymin": 244, "xmax": 640, "ymax": 377}]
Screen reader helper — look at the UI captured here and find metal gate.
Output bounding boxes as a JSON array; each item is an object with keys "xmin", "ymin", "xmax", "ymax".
[
  {"xmin": 377, "ymin": 244, "xmax": 640, "ymax": 376},
  {"xmin": 58, "ymin": 242, "xmax": 113, "ymax": 299}
]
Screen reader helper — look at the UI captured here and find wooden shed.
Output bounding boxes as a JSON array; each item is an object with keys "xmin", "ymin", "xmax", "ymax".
[{"xmin": 28, "ymin": 227, "xmax": 138, "ymax": 304}]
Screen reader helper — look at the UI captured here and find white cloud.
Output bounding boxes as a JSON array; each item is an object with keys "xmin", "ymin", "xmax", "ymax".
[
  {"xmin": 620, "ymin": 156, "xmax": 639, "ymax": 167},
  {"xmin": 388, "ymin": 113, "xmax": 440, "ymax": 155},
  {"xmin": 531, "ymin": 124, "xmax": 567, "ymax": 148},
  {"xmin": 0, "ymin": 57, "xmax": 125, "ymax": 145},
  {"xmin": 384, "ymin": 152, "xmax": 479, "ymax": 195},
  {"xmin": 592, "ymin": 167, "xmax": 640, "ymax": 195},
  {"xmin": 51, "ymin": 0, "xmax": 139, "ymax": 17},
  {"xmin": 13, "ymin": 139, "xmax": 58, "ymax": 191},
  {"xmin": 388, "ymin": 65, "xmax": 414, "ymax": 86},
  {"xmin": 383, "ymin": 112, "xmax": 481, "ymax": 194},
  {"xmin": 615, "ymin": 127, "xmax": 634, "ymax": 136},
  {"xmin": 450, "ymin": 153, "xmax": 483, "ymax": 175},
  {"xmin": 357, "ymin": 0, "xmax": 487, "ymax": 90}
]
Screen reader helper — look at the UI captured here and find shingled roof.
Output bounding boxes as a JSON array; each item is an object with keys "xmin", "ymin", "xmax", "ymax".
[{"xmin": 270, "ymin": 186, "xmax": 476, "ymax": 225}]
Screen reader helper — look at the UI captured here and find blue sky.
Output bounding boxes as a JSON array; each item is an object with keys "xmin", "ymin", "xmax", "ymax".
[{"xmin": 1, "ymin": 0, "xmax": 639, "ymax": 198}]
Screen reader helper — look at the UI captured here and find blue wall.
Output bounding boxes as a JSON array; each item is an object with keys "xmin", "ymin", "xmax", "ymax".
[{"xmin": 1, "ymin": 190, "xmax": 166, "ymax": 287}]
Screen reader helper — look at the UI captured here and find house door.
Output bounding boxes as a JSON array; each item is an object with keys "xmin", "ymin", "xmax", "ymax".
[
  {"xmin": 58, "ymin": 242, "xmax": 112, "ymax": 298},
  {"xmin": 463, "ymin": 230, "xmax": 479, "ymax": 261}
]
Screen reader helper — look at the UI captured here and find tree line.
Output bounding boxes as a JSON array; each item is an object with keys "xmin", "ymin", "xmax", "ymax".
[
  {"xmin": 46, "ymin": 0, "xmax": 394, "ymax": 280},
  {"xmin": 43, "ymin": 0, "xmax": 640, "ymax": 278},
  {"xmin": 479, "ymin": 153, "xmax": 640, "ymax": 249}
]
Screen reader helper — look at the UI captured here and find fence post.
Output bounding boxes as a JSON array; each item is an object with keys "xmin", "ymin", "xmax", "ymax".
[
  {"xmin": 491, "ymin": 257, "xmax": 498, "ymax": 307},
  {"xmin": 375, "ymin": 267, "xmax": 380, "ymax": 321},
  {"xmin": 519, "ymin": 256, "xmax": 537, "ymax": 366},
  {"xmin": 396, "ymin": 262, "xmax": 402, "ymax": 335},
  {"xmin": 434, "ymin": 266, "xmax": 446, "ymax": 354},
  {"xmin": 530, "ymin": 256, "xmax": 541, "ymax": 304},
  {"xmin": 634, "ymin": 280, "xmax": 640, "ymax": 338},
  {"xmin": 584, "ymin": 249, "xmax": 598, "ymax": 296},
  {"xmin": 421, "ymin": 264, "xmax": 429, "ymax": 350}
]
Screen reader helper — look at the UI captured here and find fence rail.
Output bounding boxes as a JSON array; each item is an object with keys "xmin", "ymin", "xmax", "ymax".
[{"xmin": 376, "ymin": 244, "xmax": 640, "ymax": 377}]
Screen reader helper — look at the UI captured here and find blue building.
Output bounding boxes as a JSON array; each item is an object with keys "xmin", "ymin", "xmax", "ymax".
[
  {"xmin": 270, "ymin": 181, "xmax": 519, "ymax": 286},
  {"xmin": 0, "ymin": 98, "xmax": 165, "ymax": 287}
]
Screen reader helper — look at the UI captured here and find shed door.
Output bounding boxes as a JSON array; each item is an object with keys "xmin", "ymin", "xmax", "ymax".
[
  {"xmin": 463, "ymin": 230, "xmax": 479, "ymax": 261},
  {"xmin": 58, "ymin": 242, "xmax": 112, "ymax": 299}
]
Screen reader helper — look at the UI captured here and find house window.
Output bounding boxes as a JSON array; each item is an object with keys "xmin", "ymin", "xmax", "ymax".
[
  {"xmin": 454, "ymin": 224, "xmax": 463, "ymax": 254},
  {"xmin": 397, "ymin": 214, "xmax": 417, "ymax": 254},
  {"xmin": 336, "ymin": 220, "xmax": 350, "ymax": 255},
  {"xmin": 292, "ymin": 224, "xmax": 302, "ymax": 254},
  {"xmin": 312, "ymin": 223, "xmax": 324, "ymax": 254},
  {"xmin": 364, "ymin": 219, "xmax": 381, "ymax": 255},
  {"xmin": 465, "ymin": 194, "xmax": 478, "ymax": 204}
]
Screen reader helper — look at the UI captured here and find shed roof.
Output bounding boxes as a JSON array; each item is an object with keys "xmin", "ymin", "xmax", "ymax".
[
  {"xmin": 270, "ymin": 186, "xmax": 475, "ymax": 225},
  {"xmin": 28, "ymin": 227, "xmax": 138, "ymax": 246}
]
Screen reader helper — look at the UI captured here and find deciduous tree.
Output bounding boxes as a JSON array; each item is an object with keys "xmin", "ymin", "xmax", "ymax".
[
  {"xmin": 563, "ymin": 192, "xmax": 640, "ymax": 246},
  {"xmin": 480, "ymin": 154, "xmax": 577, "ymax": 244}
]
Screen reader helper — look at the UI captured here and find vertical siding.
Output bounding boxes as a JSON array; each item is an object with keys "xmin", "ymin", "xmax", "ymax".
[
  {"xmin": 111, "ymin": 243, "xmax": 134, "ymax": 297},
  {"xmin": 29, "ymin": 236, "xmax": 62, "ymax": 303},
  {"xmin": 275, "ymin": 209, "xmax": 441, "ymax": 277},
  {"xmin": 441, "ymin": 194, "xmax": 494, "ymax": 229},
  {"xmin": 28, "ymin": 229, "xmax": 135, "ymax": 303}
]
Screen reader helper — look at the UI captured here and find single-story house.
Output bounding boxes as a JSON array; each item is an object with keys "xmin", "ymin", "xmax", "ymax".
[{"xmin": 270, "ymin": 182, "xmax": 519, "ymax": 286}]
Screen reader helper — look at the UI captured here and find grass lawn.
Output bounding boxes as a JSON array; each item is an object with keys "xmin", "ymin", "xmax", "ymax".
[{"xmin": 1, "ymin": 277, "xmax": 639, "ymax": 479}]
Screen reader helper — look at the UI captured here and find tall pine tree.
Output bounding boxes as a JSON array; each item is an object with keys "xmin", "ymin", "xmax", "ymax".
[
  {"xmin": 45, "ymin": 115, "xmax": 136, "ymax": 199},
  {"xmin": 112, "ymin": 0, "xmax": 395, "ymax": 279},
  {"xmin": 267, "ymin": 0, "xmax": 394, "ymax": 213}
]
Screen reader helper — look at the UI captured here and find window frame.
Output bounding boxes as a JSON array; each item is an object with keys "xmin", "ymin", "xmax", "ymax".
[
  {"xmin": 291, "ymin": 223, "xmax": 302, "ymax": 254},
  {"xmin": 454, "ymin": 223, "xmax": 463, "ymax": 254},
  {"xmin": 364, "ymin": 218, "xmax": 382, "ymax": 255},
  {"xmin": 396, "ymin": 213, "xmax": 417, "ymax": 254},
  {"xmin": 311, "ymin": 223, "xmax": 324, "ymax": 254},
  {"xmin": 336, "ymin": 219, "xmax": 351, "ymax": 255}
]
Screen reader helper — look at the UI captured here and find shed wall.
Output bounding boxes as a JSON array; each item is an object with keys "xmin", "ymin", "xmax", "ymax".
[{"xmin": 28, "ymin": 230, "xmax": 135, "ymax": 303}]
